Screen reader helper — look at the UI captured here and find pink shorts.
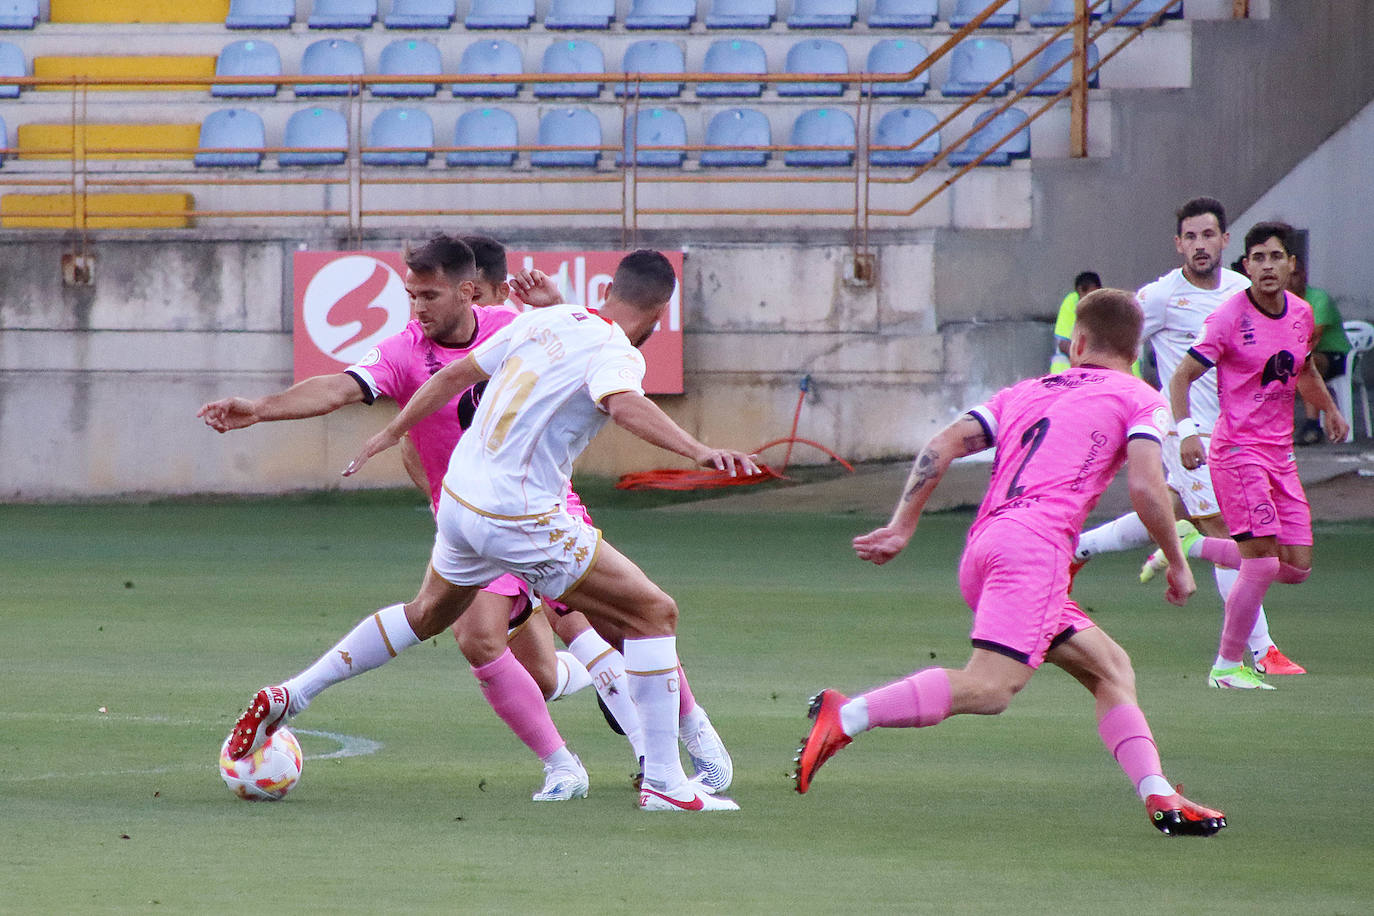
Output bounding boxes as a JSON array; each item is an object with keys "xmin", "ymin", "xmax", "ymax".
[
  {"xmin": 482, "ymin": 574, "xmax": 535, "ymax": 626},
  {"xmin": 1210, "ymin": 462, "xmax": 1312, "ymax": 545},
  {"xmin": 958, "ymin": 519, "xmax": 1096, "ymax": 669}
]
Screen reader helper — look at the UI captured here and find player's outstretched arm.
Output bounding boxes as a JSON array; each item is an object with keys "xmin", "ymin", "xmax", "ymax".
[
  {"xmin": 1167, "ymin": 354, "xmax": 1209, "ymax": 470},
  {"xmin": 602, "ymin": 391, "xmax": 759, "ymax": 477},
  {"xmin": 1295, "ymin": 360, "xmax": 1351, "ymax": 443},
  {"xmin": 508, "ymin": 269, "xmax": 563, "ymax": 308},
  {"xmin": 343, "ymin": 354, "xmax": 489, "ymax": 477},
  {"xmin": 854, "ymin": 415, "xmax": 990, "ymax": 566},
  {"xmin": 1126, "ymin": 438, "xmax": 1196, "ymax": 606},
  {"xmin": 198, "ymin": 374, "xmax": 363, "ymax": 432}
]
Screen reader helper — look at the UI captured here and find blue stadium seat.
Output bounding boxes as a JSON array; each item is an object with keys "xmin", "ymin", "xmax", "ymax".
[
  {"xmin": 214, "ymin": 40, "xmax": 282, "ymax": 99},
  {"xmin": 298, "ymin": 39, "xmax": 364, "ymax": 97},
  {"xmin": 448, "ymin": 107, "xmax": 518, "ymax": 167},
  {"xmin": 226, "ymin": 0, "xmax": 294, "ymax": 29},
  {"xmin": 373, "ymin": 39, "xmax": 441, "ymax": 98},
  {"xmin": 452, "ymin": 40, "xmax": 522, "ymax": 98},
  {"xmin": 0, "ymin": 40, "xmax": 24, "ymax": 99},
  {"xmin": 941, "ymin": 39, "xmax": 1013, "ymax": 97},
  {"xmin": 534, "ymin": 40, "xmax": 605, "ymax": 99},
  {"xmin": 868, "ymin": 0, "xmax": 937, "ymax": 29},
  {"xmin": 466, "ymin": 0, "xmax": 534, "ymax": 28},
  {"xmin": 531, "ymin": 108, "xmax": 602, "ymax": 168},
  {"xmin": 785, "ymin": 108, "xmax": 855, "ymax": 168},
  {"xmin": 705, "ymin": 0, "xmax": 775, "ymax": 29},
  {"xmin": 617, "ymin": 108, "xmax": 687, "ymax": 168},
  {"xmin": 616, "ymin": 40, "xmax": 685, "ymax": 98},
  {"xmin": 626, "ymin": 0, "xmax": 696, "ymax": 30},
  {"xmin": 950, "ymin": 0, "xmax": 1019, "ymax": 28},
  {"xmin": 865, "ymin": 39, "xmax": 929, "ymax": 98},
  {"xmin": 787, "ymin": 0, "xmax": 857, "ymax": 29},
  {"xmin": 947, "ymin": 106, "xmax": 1029, "ymax": 166},
  {"xmin": 384, "ymin": 0, "xmax": 455, "ymax": 28},
  {"xmin": 308, "ymin": 0, "xmax": 377, "ymax": 29},
  {"xmin": 195, "ymin": 109, "xmax": 266, "ymax": 168},
  {"xmin": 0, "ymin": 0, "xmax": 36, "ymax": 30},
  {"xmin": 869, "ymin": 107, "xmax": 939, "ymax": 167},
  {"xmin": 280, "ymin": 107, "xmax": 348, "ymax": 166},
  {"xmin": 700, "ymin": 107, "xmax": 771, "ymax": 168},
  {"xmin": 697, "ymin": 39, "xmax": 766, "ymax": 98},
  {"xmin": 362, "ymin": 108, "xmax": 433, "ymax": 166},
  {"xmin": 545, "ymin": 0, "xmax": 615, "ymax": 30},
  {"xmin": 1023, "ymin": 38, "xmax": 1099, "ymax": 96},
  {"xmin": 778, "ymin": 40, "xmax": 848, "ymax": 98},
  {"xmin": 1110, "ymin": 0, "xmax": 1183, "ymax": 26},
  {"xmin": 1031, "ymin": 0, "xmax": 1105, "ymax": 28}
]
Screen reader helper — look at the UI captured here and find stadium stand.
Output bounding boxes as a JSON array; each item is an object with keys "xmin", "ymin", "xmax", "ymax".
[
  {"xmin": 867, "ymin": 0, "xmax": 937, "ymax": 29},
  {"xmin": 465, "ymin": 0, "xmax": 534, "ymax": 29},
  {"xmin": 1111, "ymin": 0, "xmax": 1182, "ymax": 27},
  {"xmin": 784, "ymin": 108, "xmax": 855, "ymax": 168},
  {"xmin": 373, "ymin": 39, "xmax": 441, "ymax": 98},
  {"xmin": 787, "ymin": 0, "xmax": 857, "ymax": 29},
  {"xmin": 697, "ymin": 39, "xmax": 766, "ymax": 98},
  {"xmin": 777, "ymin": 39, "xmax": 848, "ymax": 98},
  {"xmin": 951, "ymin": 0, "xmax": 1019, "ymax": 28},
  {"xmin": 1337, "ymin": 320, "xmax": 1374, "ymax": 441},
  {"xmin": 941, "ymin": 38, "xmax": 1014, "ymax": 96},
  {"xmin": 308, "ymin": 0, "xmax": 377, "ymax": 29},
  {"xmin": 534, "ymin": 39, "xmax": 605, "ymax": 99},
  {"xmin": 195, "ymin": 108, "xmax": 265, "ymax": 168},
  {"xmin": 866, "ymin": 39, "xmax": 930, "ymax": 98},
  {"xmin": 18, "ymin": 123, "xmax": 200, "ymax": 160},
  {"xmin": 225, "ymin": 0, "xmax": 293, "ymax": 28},
  {"xmin": 869, "ymin": 106, "xmax": 940, "ymax": 167},
  {"xmin": 625, "ymin": 0, "xmax": 697, "ymax": 30},
  {"xmin": 616, "ymin": 107, "xmax": 687, "ymax": 167},
  {"xmin": 530, "ymin": 107, "xmax": 602, "ymax": 168},
  {"xmin": 0, "ymin": 40, "xmax": 23, "ymax": 99},
  {"xmin": 447, "ymin": 106, "xmax": 518, "ymax": 167},
  {"xmin": 1, "ymin": 192, "xmax": 194, "ymax": 228},
  {"xmin": 452, "ymin": 40, "xmax": 521, "ymax": 98},
  {"xmin": 34, "ymin": 55, "xmax": 217, "ymax": 92},
  {"xmin": 1030, "ymin": 0, "xmax": 1104, "ymax": 27},
  {"xmin": 545, "ymin": 0, "xmax": 616, "ymax": 30},
  {"xmin": 384, "ymin": 0, "xmax": 455, "ymax": 29},
  {"xmin": 279, "ymin": 107, "xmax": 348, "ymax": 165},
  {"xmin": 615, "ymin": 40, "xmax": 685, "ymax": 98},
  {"xmin": 362, "ymin": 108, "xmax": 433, "ymax": 166},
  {"xmin": 0, "ymin": 0, "xmax": 38, "ymax": 29},
  {"xmin": 1023, "ymin": 38, "xmax": 1100, "ymax": 95},
  {"xmin": 699, "ymin": 107, "xmax": 771, "ymax": 167},
  {"xmin": 297, "ymin": 39, "xmax": 364, "ymax": 97},
  {"xmin": 946, "ymin": 105, "xmax": 1030, "ymax": 166},
  {"xmin": 213, "ymin": 40, "xmax": 281, "ymax": 99},
  {"xmin": 48, "ymin": 1, "xmax": 227, "ymax": 23},
  {"xmin": 705, "ymin": 0, "xmax": 775, "ymax": 29}
]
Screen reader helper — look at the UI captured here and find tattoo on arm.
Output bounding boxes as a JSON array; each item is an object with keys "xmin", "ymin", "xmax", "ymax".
[
  {"xmin": 902, "ymin": 449, "xmax": 939, "ymax": 502},
  {"xmin": 962, "ymin": 431, "xmax": 990, "ymax": 453}
]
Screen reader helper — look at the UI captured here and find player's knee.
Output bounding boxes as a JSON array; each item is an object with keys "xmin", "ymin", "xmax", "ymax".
[
  {"xmin": 1277, "ymin": 562, "xmax": 1310, "ymax": 584},
  {"xmin": 452, "ymin": 619, "xmax": 505, "ymax": 666},
  {"xmin": 966, "ymin": 681, "xmax": 1020, "ymax": 716}
]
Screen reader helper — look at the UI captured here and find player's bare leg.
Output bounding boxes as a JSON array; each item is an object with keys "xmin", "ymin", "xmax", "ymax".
[{"xmin": 503, "ymin": 607, "xmax": 561, "ymax": 699}]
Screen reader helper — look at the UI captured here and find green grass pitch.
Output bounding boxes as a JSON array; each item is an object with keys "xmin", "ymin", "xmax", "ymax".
[{"xmin": 2, "ymin": 489, "xmax": 1371, "ymax": 914}]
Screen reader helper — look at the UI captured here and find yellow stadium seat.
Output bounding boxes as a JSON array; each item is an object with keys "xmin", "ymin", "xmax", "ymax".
[
  {"xmin": 48, "ymin": 0, "xmax": 231, "ymax": 23},
  {"xmin": 18, "ymin": 123, "xmax": 200, "ymax": 160},
  {"xmin": 2, "ymin": 193, "xmax": 194, "ymax": 228},
  {"xmin": 33, "ymin": 56, "xmax": 217, "ymax": 91}
]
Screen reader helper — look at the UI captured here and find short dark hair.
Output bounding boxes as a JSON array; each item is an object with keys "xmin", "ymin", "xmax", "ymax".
[
  {"xmin": 461, "ymin": 235, "xmax": 508, "ymax": 286},
  {"xmin": 611, "ymin": 250, "xmax": 677, "ymax": 311},
  {"xmin": 1073, "ymin": 271, "xmax": 1102, "ymax": 294},
  {"xmin": 403, "ymin": 234, "xmax": 476, "ymax": 283},
  {"xmin": 1176, "ymin": 197, "xmax": 1227, "ymax": 234},
  {"xmin": 1243, "ymin": 221, "xmax": 1295, "ymax": 257},
  {"xmin": 1074, "ymin": 288, "xmax": 1142, "ymax": 363}
]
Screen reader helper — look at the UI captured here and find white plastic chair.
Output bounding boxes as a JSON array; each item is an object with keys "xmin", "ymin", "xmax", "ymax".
[{"xmin": 1335, "ymin": 319, "xmax": 1374, "ymax": 441}]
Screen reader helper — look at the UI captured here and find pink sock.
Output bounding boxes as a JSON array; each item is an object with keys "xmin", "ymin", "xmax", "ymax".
[
  {"xmin": 1097, "ymin": 704, "xmax": 1164, "ymax": 790},
  {"xmin": 472, "ymin": 648, "xmax": 564, "ymax": 759},
  {"xmin": 1219, "ymin": 557, "xmax": 1280, "ymax": 661},
  {"xmin": 862, "ymin": 668, "xmax": 951, "ymax": 729},
  {"xmin": 1198, "ymin": 537, "xmax": 1241, "ymax": 569},
  {"xmin": 1277, "ymin": 562, "xmax": 1310, "ymax": 584},
  {"xmin": 676, "ymin": 665, "xmax": 697, "ymax": 717}
]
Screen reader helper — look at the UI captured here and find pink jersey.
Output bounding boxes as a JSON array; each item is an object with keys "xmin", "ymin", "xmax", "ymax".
[
  {"xmin": 345, "ymin": 307, "xmax": 518, "ymax": 508},
  {"xmin": 967, "ymin": 367, "xmax": 1170, "ymax": 549},
  {"xmin": 1189, "ymin": 289, "xmax": 1313, "ymax": 473}
]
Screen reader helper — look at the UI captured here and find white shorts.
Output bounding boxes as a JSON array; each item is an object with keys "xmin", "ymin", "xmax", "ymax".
[
  {"xmin": 1161, "ymin": 431, "xmax": 1221, "ymax": 520},
  {"xmin": 431, "ymin": 488, "xmax": 602, "ymax": 601}
]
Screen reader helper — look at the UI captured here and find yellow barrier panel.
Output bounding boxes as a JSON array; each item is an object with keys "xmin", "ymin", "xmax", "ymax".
[
  {"xmin": 17, "ymin": 123, "xmax": 200, "ymax": 161},
  {"xmin": 2, "ymin": 193, "xmax": 194, "ymax": 228},
  {"xmin": 49, "ymin": 0, "xmax": 231, "ymax": 23},
  {"xmin": 34, "ymin": 56, "xmax": 218, "ymax": 92}
]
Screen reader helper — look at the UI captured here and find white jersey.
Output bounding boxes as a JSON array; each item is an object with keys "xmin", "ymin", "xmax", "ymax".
[
  {"xmin": 1137, "ymin": 266, "xmax": 1250, "ymax": 433},
  {"xmin": 443, "ymin": 303, "xmax": 645, "ymax": 517}
]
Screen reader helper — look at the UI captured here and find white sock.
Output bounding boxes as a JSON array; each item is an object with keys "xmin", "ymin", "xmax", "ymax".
[
  {"xmin": 547, "ymin": 650, "xmax": 594, "ymax": 701},
  {"xmin": 282, "ymin": 604, "xmax": 420, "ymax": 715},
  {"xmin": 1214, "ymin": 566, "xmax": 1273, "ymax": 659},
  {"xmin": 1074, "ymin": 512, "xmax": 1151, "ymax": 561},
  {"xmin": 1213, "ymin": 655, "xmax": 1242, "ymax": 670},
  {"xmin": 568, "ymin": 629, "xmax": 645, "ymax": 761},
  {"xmin": 541, "ymin": 744, "xmax": 576, "ymax": 769},
  {"xmin": 624, "ymin": 635, "xmax": 689, "ymax": 790},
  {"xmin": 1137, "ymin": 774, "xmax": 1175, "ymax": 801},
  {"xmin": 839, "ymin": 697, "xmax": 870, "ymax": 737}
]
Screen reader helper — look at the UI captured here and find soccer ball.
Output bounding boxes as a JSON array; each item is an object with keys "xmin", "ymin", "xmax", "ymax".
[{"xmin": 219, "ymin": 727, "xmax": 303, "ymax": 801}]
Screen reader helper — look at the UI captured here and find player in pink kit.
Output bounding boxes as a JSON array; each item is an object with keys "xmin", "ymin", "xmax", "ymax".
[
  {"xmin": 1169, "ymin": 223, "xmax": 1348, "ymax": 690},
  {"xmin": 794, "ymin": 290, "xmax": 1227, "ymax": 837}
]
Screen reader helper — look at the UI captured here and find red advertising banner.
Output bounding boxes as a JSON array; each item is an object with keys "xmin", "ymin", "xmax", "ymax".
[{"xmin": 292, "ymin": 250, "xmax": 684, "ymax": 394}]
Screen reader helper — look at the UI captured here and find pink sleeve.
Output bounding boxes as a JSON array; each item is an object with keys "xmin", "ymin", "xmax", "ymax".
[
  {"xmin": 1189, "ymin": 307, "xmax": 1227, "ymax": 367},
  {"xmin": 1127, "ymin": 388, "xmax": 1170, "ymax": 443},
  {"xmin": 346, "ymin": 333, "xmax": 411, "ymax": 402}
]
